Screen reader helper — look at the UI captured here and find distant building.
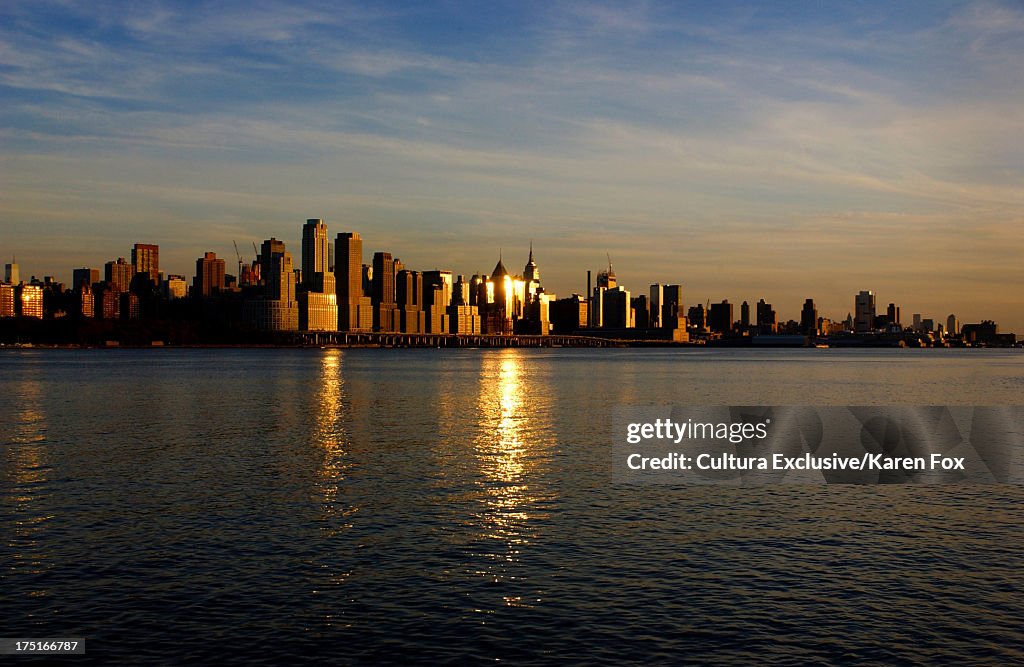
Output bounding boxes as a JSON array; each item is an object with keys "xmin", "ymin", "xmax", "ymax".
[
  {"xmin": 854, "ymin": 291, "xmax": 875, "ymax": 332},
  {"xmin": 164, "ymin": 275, "xmax": 188, "ymax": 300},
  {"xmin": 0, "ymin": 283, "xmax": 15, "ymax": 317},
  {"xmin": 947, "ymin": 314, "xmax": 959, "ymax": 337},
  {"xmin": 132, "ymin": 243, "xmax": 160, "ymax": 285},
  {"xmin": 16, "ymin": 284, "xmax": 43, "ymax": 318},
  {"xmin": 550, "ymin": 294, "xmax": 588, "ymax": 334},
  {"xmin": 887, "ymin": 303, "xmax": 901, "ymax": 328},
  {"xmin": 740, "ymin": 301, "xmax": 751, "ymax": 330},
  {"xmin": 423, "ymin": 270, "xmax": 453, "ymax": 334},
  {"xmin": 708, "ymin": 300, "xmax": 733, "ymax": 334},
  {"xmin": 73, "ymin": 268, "xmax": 99, "ymax": 290},
  {"xmin": 449, "ymin": 304, "xmax": 481, "ymax": 334},
  {"xmin": 4, "ymin": 260, "xmax": 18, "ymax": 285},
  {"xmin": 649, "ymin": 284, "xmax": 664, "ymax": 329},
  {"xmin": 371, "ymin": 252, "xmax": 398, "ymax": 332},
  {"xmin": 800, "ymin": 299, "xmax": 817, "ymax": 335},
  {"xmin": 335, "ymin": 232, "xmax": 372, "ymax": 332},
  {"xmin": 756, "ymin": 299, "xmax": 777, "ymax": 334},
  {"xmin": 105, "ymin": 258, "xmax": 134, "ymax": 294},
  {"xmin": 194, "ymin": 252, "xmax": 226, "ymax": 297},
  {"xmin": 76, "ymin": 285, "xmax": 94, "ymax": 318},
  {"xmin": 245, "ymin": 238, "xmax": 298, "ymax": 331},
  {"xmin": 602, "ymin": 287, "xmax": 633, "ymax": 329}
]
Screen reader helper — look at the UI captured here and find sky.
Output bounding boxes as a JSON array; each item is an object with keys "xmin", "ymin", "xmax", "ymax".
[{"xmin": 2, "ymin": 0, "xmax": 1022, "ymax": 329}]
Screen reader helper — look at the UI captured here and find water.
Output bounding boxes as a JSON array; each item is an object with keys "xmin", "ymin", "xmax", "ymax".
[{"xmin": 2, "ymin": 348, "xmax": 1023, "ymax": 664}]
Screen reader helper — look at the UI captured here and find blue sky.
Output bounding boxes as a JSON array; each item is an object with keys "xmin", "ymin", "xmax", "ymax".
[{"xmin": 2, "ymin": 1, "xmax": 1023, "ymax": 328}]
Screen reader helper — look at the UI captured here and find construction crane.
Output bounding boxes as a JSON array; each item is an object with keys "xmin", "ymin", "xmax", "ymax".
[{"xmin": 232, "ymin": 240, "xmax": 243, "ymax": 281}]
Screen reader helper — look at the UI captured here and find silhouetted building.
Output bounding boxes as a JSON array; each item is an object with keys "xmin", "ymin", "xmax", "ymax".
[
  {"xmin": 4, "ymin": 260, "xmax": 18, "ymax": 285},
  {"xmin": 649, "ymin": 284, "xmax": 664, "ymax": 329},
  {"xmin": 855, "ymin": 291, "xmax": 875, "ymax": 332},
  {"xmin": 756, "ymin": 299, "xmax": 777, "ymax": 334},
  {"xmin": 661, "ymin": 284, "xmax": 682, "ymax": 328},
  {"xmin": 423, "ymin": 269, "xmax": 453, "ymax": 334},
  {"xmin": 800, "ymin": 299, "xmax": 818, "ymax": 335},
  {"xmin": 708, "ymin": 300, "xmax": 733, "ymax": 334},
  {"xmin": 73, "ymin": 268, "xmax": 99, "ymax": 290},
  {"xmin": 887, "ymin": 303, "xmax": 901, "ymax": 328},
  {"xmin": 688, "ymin": 304, "xmax": 706, "ymax": 332},
  {"xmin": 550, "ymin": 294, "xmax": 588, "ymax": 334},
  {"xmin": 194, "ymin": 252, "xmax": 226, "ymax": 297},
  {"xmin": 740, "ymin": 301, "xmax": 750, "ymax": 330},
  {"xmin": 947, "ymin": 314, "xmax": 959, "ymax": 337},
  {"xmin": 632, "ymin": 295, "xmax": 649, "ymax": 329}
]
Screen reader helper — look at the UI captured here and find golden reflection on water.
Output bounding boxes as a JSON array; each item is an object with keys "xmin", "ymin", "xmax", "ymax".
[
  {"xmin": 315, "ymin": 350, "xmax": 356, "ymax": 599},
  {"xmin": 473, "ymin": 350, "xmax": 555, "ymax": 606},
  {"xmin": 5, "ymin": 373, "xmax": 53, "ymax": 587}
]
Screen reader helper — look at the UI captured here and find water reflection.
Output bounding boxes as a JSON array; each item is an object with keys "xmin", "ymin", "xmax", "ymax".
[
  {"xmin": 3, "ymin": 372, "xmax": 54, "ymax": 589},
  {"xmin": 473, "ymin": 350, "xmax": 556, "ymax": 606},
  {"xmin": 315, "ymin": 350, "xmax": 354, "ymax": 531}
]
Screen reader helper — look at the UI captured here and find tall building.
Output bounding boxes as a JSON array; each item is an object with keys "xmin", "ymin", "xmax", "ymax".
[
  {"xmin": 0, "ymin": 283, "xmax": 14, "ymax": 317},
  {"xmin": 73, "ymin": 268, "xmax": 99, "ymax": 289},
  {"xmin": 16, "ymin": 284, "xmax": 44, "ymax": 318},
  {"xmin": 4, "ymin": 259, "xmax": 18, "ymax": 285},
  {"xmin": 105, "ymin": 258, "xmax": 134, "ymax": 294},
  {"xmin": 423, "ymin": 270, "xmax": 453, "ymax": 334},
  {"xmin": 649, "ymin": 284, "xmax": 664, "ymax": 329},
  {"xmin": 298, "ymin": 219, "xmax": 337, "ymax": 331},
  {"xmin": 335, "ymin": 232, "xmax": 371, "ymax": 331},
  {"xmin": 947, "ymin": 314, "xmax": 959, "ymax": 337},
  {"xmin": 396, "ymin": 269, "xmax": 425, "ymax": 333},
  {"xmin": 756, "ymin": 299, "xmax": 777, "ymax": 333},
  {"xmin": 245, "ymin": 238, "xmax": 298, "ymax": 330},
  {"xmin": 800, "ymin": 299, "xmax": 818, "ymax": 335},
  {"xmin": 887, "ymin": 303, "xmax": 901, "ymax": 328},
  {"xmin": 740, "ymin": 301, "xmax": 751, "ymax": 329},
  {"xmin": 132, "ymin": 243, "xmax": 160, "ymax": 284},
  {"xmin": 371, "ymin": 252, "xmax": 398, "ymax": 332},
  {"xmin": 854, "ymin": 291, "xmax": 876, "ymax": 332},
  {"xmin": 194, "ymin": 252, "xmax": 226, "ymax": 297},
  {"xmin": 708, "ymin": 300, "xmax": 733, "ymax": 334},
  {"xmin": 602, "ymin": 287, "xmax": 633, "ymax": 329}
]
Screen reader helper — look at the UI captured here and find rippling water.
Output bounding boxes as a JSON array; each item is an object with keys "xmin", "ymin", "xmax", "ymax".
[{"xmin": 2, "ymin": 348, "xmax": 1022, "ymax": 664}]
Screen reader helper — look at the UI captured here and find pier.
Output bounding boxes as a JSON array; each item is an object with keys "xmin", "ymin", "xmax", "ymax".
[{"xmin": 287, "ymin": 331, "xmax": 621, "ymax": 348}]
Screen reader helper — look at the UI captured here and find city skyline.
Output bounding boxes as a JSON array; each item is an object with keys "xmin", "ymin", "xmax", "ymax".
[
  {"xmin": 2, "ymin": 2, "xmax": 1023, "ymax": 329},
  {"xmin": 1, "ymin": 223, "xmax": 1010, "ymax": 338}
]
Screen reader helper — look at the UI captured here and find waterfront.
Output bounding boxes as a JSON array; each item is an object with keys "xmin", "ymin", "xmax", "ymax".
[{"xmin": 2, "ymin": 348, "xmax": 1023, "ymax": 664}]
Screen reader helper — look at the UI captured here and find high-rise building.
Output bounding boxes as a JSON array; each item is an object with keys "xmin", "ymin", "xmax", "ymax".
[
  {"xmin": 912, "ymin": 313, "xmax": 922, "ymax": 332},
  {"xmin": 800, "ymin": 299, "xmax": 818, "ymax": 335},
  {"xmin": 396, "ymin": 269, "xmax": 425, "ymax": 333},
  {"xmin": 740, "ymin": 301, "xmax": 751, "ymax": 329},
  {"xmin": 335, "ymin": 232, "xmax": 371, "ymax": 331},
  {"xmin": 708, "ymin": 300, "xmax": 733, "ymax": 334},
  {"xmin": 661, "ymin": 285, "xmax": 682, "ymax": 328},
  {"xmin": 602, "ymin": 287, "xmax": 633, "ymax": 329},
  {"xmin": 72, "ymin": 268, "xmax": 99, "ymax": 290},
  {"xmin": 16, "ymin": 284, "xmax": 44, "ymax": 318},
  {"xmin": 105, "ymin": 258, "xmax": 134, "ymax": 294},
  {"xmin": 371, "ymin": 252, "xmax": 398, "ymax": 332},
  {"xmin": 649, "ymin": 284, "xmax": 664, "ymax": 329},
  {"xmin": 194, "ymin": 252, "xmax": 226, "ymax": 297},
  {"xmin": 76, "ymin": 285, "xmax": 94, "ymax": 319},
  {"xmin": 947, "ymin": 314, "xmax": 959, "ymax": 337},
  {"xmin": 4, "ymin": 260, "xmax": 18, "ymax": 285},
  {"xmin": 0, "ymin": 283, "xmax": 15, "ymax": 317},
  {"xmin": 245, "ymin": 238, "xmax": 298, "ymax": 330},
  {"xmin": 854, "ymin": 291, "xmax": 876, "ymax": 332},
  {"xmin": 302, "ymin": 219, "xmax": 335, "ymax": 293},
  {"xmin": 423, "ymin": 270, "xmax": 453, "ymax": 334},
  {"xmin": 132, "ymin": 243, "xmax": 160, "ymax": 284},
  {"xmin": 887, "ymin": 303, "xmax": 901, "ymax": 328},
  {"xmin": 756, "ymin": 299, "xmax": 777, "ymax": 333}
]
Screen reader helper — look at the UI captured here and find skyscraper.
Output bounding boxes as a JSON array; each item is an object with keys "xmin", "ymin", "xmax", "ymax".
[
  {"xmin": 649, "ymin": 284, "xmax": 664, "ymax": 329},
  {"xmin": 302, "ymin": 219, "xmax": 334, "ymax": 293},
  {"xmin": 105, "ymin": 258, "xmax": 134, "ymax": 294},
  {"xmin": 72, "ymin": 268, "xmax": 99, "ymax": 290},
  {"xmin": 854, "ymin": 291, "xmax": 876, "ymax": 332},
  {"xmin": 3, "ymin": 259, "xmax": 18, "ymax": 285},
  {"xmin": 245, "ymin": 238, "xmax": 298, "ymax": 330},
  {"xmin": 194, "ymin": 252, "xmax": 226, "ymax": 297},
  {"xmin": 132, "ymin": 243, "xmax": 159, "ymax": 284},
  {"xmin": 371, "ymin": 251, "xmax": 398, "ymax": 332},
  {"xmin": 335, "ymin": 232, "xmax": 371, "ymax": 331},
  {"xmin": 800, "ymin": 299, "xmax": 818, "ymax": 335}
]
